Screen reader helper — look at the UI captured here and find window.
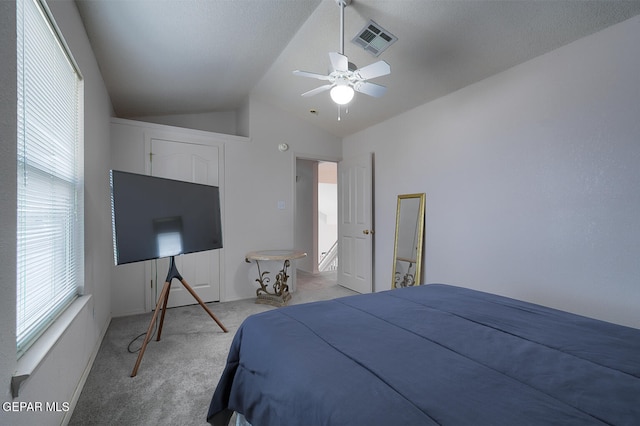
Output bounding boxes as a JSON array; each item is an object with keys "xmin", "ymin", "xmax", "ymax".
[{"xmin": 16, "ymin": 0, "xmax": 84, "ymax": 357}]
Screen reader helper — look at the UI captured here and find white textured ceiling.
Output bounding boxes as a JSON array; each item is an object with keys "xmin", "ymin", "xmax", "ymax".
[{"xmin": 75, "ymin": 0, "xmax": 640, "ymax": 138}]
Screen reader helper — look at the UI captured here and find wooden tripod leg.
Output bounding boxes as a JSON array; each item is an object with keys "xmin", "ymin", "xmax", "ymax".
[
  {"xmin": 156, "ymin": 281, "xmax": 172, "ymax": 341},
  {"xmin": 130, "ymin": 281, "xmax": 171, "ymax": 377},
  {"xmin": 179, "ymin": 278, "xmax": 228, "ymax": 333}
]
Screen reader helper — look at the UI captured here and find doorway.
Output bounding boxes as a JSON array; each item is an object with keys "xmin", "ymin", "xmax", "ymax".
[
  {"xmin": 318, "ymin": 161, "xmax": 338, "ymax": 272},
  {"xmin": 144, "ymin": 137, "xmax": 223, "ymax": 310},
  {"xmin": 295, "ymin": 158, "xmax": 338, "ymax": 275}
]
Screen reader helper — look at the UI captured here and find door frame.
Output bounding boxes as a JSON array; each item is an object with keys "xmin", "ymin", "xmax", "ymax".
[
  {"xmin": 143, "ymin": 130, "xmax": 226, "ymax": 311},
  {"xmin": 292, "ymin": 152, "xmax": 341, "ymax": 275}
]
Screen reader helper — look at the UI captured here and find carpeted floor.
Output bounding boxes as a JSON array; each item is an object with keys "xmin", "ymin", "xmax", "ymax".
[{"xmin": 69, "ymin": 270, "xmax": 353, "ymax": 426}]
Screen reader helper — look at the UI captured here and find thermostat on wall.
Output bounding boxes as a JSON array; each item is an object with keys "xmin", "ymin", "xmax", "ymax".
[{"xmin": 278, "ymin": 143, "xmax": 289, "ymax": 152}]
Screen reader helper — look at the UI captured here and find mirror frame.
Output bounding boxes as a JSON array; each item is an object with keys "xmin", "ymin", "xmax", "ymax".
[{"xmin": 392, "ymin": 193, "xmax": 426, "ymax": 288}]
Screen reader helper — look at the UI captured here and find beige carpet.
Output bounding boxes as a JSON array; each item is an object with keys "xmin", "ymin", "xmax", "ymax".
[{"xmin": 69, "ymin": 270, "xmax": 354, "ymax": 426}]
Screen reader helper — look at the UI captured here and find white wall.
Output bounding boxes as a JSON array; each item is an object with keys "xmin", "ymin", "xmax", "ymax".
[
  {"xmin": 1, "ymin": 1, "xmax": 114, "ymax": 424},
  {"xmin": 130, "ymin": 110, "xmax": 238, "ymax": 136},
  {"xmin": 343, "ymin": 16, "xmax": 640, "ymax": 329},
  {"xmin": 0, "ymin": 1, "xmax": 19, "ymax": 420},
  {"xmin": 225, "ymin": 97, "xmax": 342, "ymax": 299},
  {"xmin": 109, "ymin": 98, "xmax": 342, "ymax": 314}
]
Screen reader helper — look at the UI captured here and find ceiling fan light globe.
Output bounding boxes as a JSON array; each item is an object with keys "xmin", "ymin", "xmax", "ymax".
[{"xmin": 330, "ymin": 85, "xmax": 355, "ymax": 105}]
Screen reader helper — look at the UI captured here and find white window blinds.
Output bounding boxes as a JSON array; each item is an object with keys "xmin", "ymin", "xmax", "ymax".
[{"xmin": 16, "ymin": 0, "xmax": 84, "ymax": 357}]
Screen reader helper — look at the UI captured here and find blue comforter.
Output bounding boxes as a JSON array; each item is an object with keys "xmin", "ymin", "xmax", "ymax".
[{"xmin": 207, "ymin": 284, "xmax": 640, "ymax": 425}]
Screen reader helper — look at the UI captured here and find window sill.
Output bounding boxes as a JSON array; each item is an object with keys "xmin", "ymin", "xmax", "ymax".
[{"xmin": 12, "ymin": 295, "xmax": 92, "ymax": 398}]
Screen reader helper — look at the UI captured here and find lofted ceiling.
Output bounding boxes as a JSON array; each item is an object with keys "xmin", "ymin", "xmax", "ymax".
[{"xmin": 75, "ymin": 0, "xmax": 640, "ymax": 138}]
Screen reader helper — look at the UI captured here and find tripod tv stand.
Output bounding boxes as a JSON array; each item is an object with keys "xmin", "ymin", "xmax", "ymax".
[{"xmin": 131, "ymin": 255, "xmax": 228, "ymax": 377}]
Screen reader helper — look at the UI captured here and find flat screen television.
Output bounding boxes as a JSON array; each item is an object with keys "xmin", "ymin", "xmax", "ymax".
[{"xmin": 110, "ymin": 170, "xmax": 222, "ymax": 265}]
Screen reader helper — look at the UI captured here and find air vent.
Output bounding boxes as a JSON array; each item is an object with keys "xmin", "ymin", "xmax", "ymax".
[{"xmin": 351, "ymin": 20, "xmax": 397, "ymax": 57}]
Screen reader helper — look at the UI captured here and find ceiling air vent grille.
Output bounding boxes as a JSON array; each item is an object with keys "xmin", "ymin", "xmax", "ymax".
[{"xmin": 351, "ymin": 20, "xmax": 397, "ymax": 57}]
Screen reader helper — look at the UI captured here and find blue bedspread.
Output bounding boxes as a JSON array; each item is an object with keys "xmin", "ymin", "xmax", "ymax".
[{"xmin": 207, "ymin": 284, "xmax": 640, "ymax": 425}]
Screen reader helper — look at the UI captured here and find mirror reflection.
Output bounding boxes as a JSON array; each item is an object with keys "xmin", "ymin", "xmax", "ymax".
[{"xmin": 392, "ymin": 193, "xmax": 425, "ymax": 288}]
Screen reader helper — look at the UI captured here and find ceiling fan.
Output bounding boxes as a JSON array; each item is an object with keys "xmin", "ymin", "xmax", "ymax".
[{"xmin": 293, "ymin": 0, "xmax": 391, "ymax": 109}]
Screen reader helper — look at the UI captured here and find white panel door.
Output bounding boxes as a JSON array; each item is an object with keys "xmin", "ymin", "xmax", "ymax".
[
  {"xmin": 146, "ymin": 138, "xmax": 222, "ymax": 308},
  {"xmin": 337, "ymin": 153, "xmax": 373, "ymax": 293}
]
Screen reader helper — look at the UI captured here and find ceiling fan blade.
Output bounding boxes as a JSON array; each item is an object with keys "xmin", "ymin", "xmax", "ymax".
[
  {"xmin": 353, "ymin": 81, "xmax": 387, "ymax": 97},
  {"xmin": 293, "ymin": 70, "xmax": 330, "ymax": 80},
  {"xmin": 328, "ymin": 52, "xmax": 348, "ymax": 72},
  {"xmin": 301, "ymin": 84, "xmax": 333, "ymax": 97},
  {"xmin": 353, "ymin": 60, "xmax": 391, "ymax": 80}
]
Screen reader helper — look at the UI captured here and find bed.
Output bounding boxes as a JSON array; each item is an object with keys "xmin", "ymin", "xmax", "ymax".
[{"xmin": 207, "ymin": 284, "xmax": 640, "ymax": 425}]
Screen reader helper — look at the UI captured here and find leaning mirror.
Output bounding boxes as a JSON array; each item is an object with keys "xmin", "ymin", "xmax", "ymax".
[{"xmin": 392, "ymin": 193, "xmax": 426, "ymax": 288}]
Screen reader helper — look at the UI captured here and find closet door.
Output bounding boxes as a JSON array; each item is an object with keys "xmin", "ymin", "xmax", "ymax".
[{"xmin": 146, "ymin": 138, "xmax": 222, "ymax": 308}]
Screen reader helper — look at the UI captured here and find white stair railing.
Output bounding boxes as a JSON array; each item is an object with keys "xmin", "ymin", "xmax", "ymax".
[{"xmin": 318, "ymin": 241, "xmax": 338, "ymax": 272}]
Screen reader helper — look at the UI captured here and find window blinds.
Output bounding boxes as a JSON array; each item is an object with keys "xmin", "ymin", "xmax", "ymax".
[{"xmin": 16, "ymin": 0, "xmax": 84, "ymax": 357}]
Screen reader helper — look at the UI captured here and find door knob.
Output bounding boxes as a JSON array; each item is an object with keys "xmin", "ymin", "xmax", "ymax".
[{"xmin": 363, "ymin": 229, "xmax": 371, "ymax": 235}]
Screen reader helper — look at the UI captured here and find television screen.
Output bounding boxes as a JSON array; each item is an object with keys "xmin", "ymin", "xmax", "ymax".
[{"xmin": 110, "ymin": 170, "xmax": 222, "ymax": 265}]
